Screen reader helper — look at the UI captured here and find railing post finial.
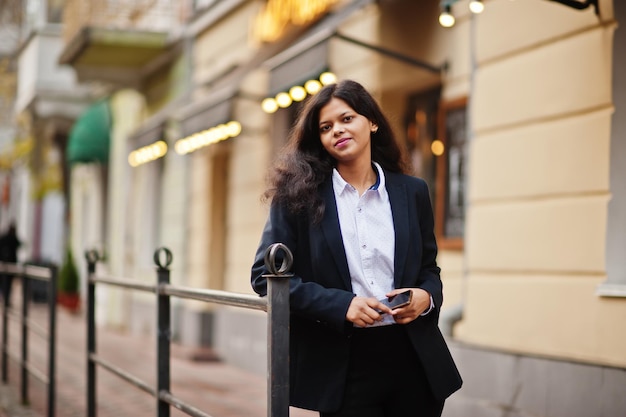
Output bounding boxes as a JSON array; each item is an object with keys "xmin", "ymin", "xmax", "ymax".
[
  {"xmin": 263, "ymin": 243, "xmax": 293, "ymax": 277},
  {"xmin": 85, "ymin": 249, "xmax": 100, "ymax": 274},
  {"xmin": 153, "ymin": 247, "xmax": 173, "ymax": 270}
]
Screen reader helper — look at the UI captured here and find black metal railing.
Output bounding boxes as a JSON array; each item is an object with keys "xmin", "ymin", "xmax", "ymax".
[
  {"xmin": 85, "ymin": 243, "xmax": 292, "ymax": 417},
  {"xmin": 0, "ymin": 261, "xmax": 58, "ymax": 417}
]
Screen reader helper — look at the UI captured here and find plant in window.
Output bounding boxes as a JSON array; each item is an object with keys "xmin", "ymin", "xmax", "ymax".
[{"xmin": 57, "ymin": 246, "xmax": 80, "ymax": 313}]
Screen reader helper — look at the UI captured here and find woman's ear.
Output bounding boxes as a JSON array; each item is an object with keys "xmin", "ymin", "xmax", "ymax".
[{"xmin": 370, "ymin": 122, "xmax": 378, "ymax": 134}]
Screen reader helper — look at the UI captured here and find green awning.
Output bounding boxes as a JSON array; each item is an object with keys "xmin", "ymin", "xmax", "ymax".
[{"xmin": 67, "ymin": 99, "xmax": 111, "ymax": 164}]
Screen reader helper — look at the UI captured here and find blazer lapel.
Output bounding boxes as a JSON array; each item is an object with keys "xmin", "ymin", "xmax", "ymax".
[
  {"xmin": 386, "ymin": 175, "xmax": 410, "ymax": 289},
  {"xmin": 319, "ymin": 180, "xmax": 352, "ymax": 291}
]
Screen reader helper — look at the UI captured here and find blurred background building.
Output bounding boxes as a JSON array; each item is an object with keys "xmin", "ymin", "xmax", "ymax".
[{"xmin": 0, "ymin": 0, "xmax": 623, "ymax": 416}]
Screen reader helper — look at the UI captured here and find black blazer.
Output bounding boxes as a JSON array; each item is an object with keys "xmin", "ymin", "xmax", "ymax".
[{"xmin": 251, "ymin": 170, "xmax": 462, "ymax": 413}]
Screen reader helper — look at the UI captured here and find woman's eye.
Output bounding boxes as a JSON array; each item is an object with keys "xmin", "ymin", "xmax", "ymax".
[
  {"xmin": 344, "ymin": 116, "xmax": 353, "ymax": 122},
  {"xmin": 320, "ymin": 125, "xmax": 330, "ymax": 132}
]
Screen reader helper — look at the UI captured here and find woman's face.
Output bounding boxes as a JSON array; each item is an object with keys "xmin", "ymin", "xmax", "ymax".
[{"xmin": 318, "ymin": 98, "xmax": 377, "ymax": 167}]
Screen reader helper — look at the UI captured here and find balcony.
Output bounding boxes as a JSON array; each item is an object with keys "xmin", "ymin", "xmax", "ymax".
[{"xmin": 58, "ymin": 0, "xmax": 183, "ymax": 87}]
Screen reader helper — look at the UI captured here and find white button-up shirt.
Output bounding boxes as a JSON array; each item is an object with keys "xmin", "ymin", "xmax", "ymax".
[{"xmin": 333, "ymin": 162, "xmax": 397, "ymax": 326}]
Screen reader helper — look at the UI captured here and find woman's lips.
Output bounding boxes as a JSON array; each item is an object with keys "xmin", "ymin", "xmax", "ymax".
[{"xmin": 335, "ymin": 138, "xmax": 350, "ymax": 148}]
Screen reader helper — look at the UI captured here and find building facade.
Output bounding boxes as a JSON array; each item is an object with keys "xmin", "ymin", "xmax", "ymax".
[{"xmin": 52, "ymin": 0, "xmax": 626, "ymax": 416}]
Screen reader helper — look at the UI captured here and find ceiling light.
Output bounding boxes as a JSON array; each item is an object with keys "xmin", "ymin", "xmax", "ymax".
[
  {"xmin": 469, "ymin": 0, "xmax": 484, "ymax": 14},
  {"xmin": 439, "ymin": 5, "xmax": 455, "ymax": 27}
]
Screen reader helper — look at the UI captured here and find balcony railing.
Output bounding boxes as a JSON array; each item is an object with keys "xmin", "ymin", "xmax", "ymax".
[{"xmin": 62, "ymin": 0, "xmax": 181, "ymax": 43}]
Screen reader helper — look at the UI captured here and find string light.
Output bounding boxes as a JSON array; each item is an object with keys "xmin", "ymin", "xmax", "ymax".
[
  {"xmin": 261, "ymin": 72, "xmax": 336, "ymax": 113},
  {"xmin": 128, "ymin": 141, "xmax": 168, "ymax": 167},
  {"xmin": 174, "ymin": 121, "xmax": 242, "ymax": 155},
  {"xmin": 261, "ymin": 97, "xmax": 279, "ymax": 113},
  {"xmin": 319, "ymin": 72, "xmax": 337, "ymax": 85},
  {"xmin": 275, "ymin": 92, "xmax": 292, "ymax": 108},
  {"xmin": 289, "ymin": 86, "xmax": 307, "ymax": 102},
  {"xmin": 304, "ymin": 79, "xmax": 322, "ymax": 95}
]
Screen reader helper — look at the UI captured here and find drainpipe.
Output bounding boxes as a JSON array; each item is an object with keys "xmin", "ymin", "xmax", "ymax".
[
  {"xmin": 440, "ymin": 8, "xmax": 478, "ymax": 339},
  {"xmin": 440, "ymin": 303, "xmax": 464, "ymax": 337}
]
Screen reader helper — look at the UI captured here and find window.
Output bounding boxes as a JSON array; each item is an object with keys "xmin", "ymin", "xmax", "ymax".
[
  {"xmin": 47, "ymin": 0, "xmax": 64, "ymax": 23},
  {"xmin": 405, "ymin": 88, "xmax": 440, "ymax": 202},
  {"xmin": 405, "ymin": 92, "xmax": 467, "ymax": 250},
  {"xmin": 436, "ymin": 98, "xmax": 467, "ymax": 250}
]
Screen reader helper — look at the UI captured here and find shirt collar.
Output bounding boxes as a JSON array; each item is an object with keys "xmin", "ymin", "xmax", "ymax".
[{"xmin": 331, "ymin": 162, "xmax": 386, "ymax": 195}]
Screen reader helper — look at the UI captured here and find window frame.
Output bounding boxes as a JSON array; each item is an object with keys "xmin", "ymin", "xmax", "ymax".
[{"xmin": 435, "ymin": 96, "xmax": 467, "ymax": 251}]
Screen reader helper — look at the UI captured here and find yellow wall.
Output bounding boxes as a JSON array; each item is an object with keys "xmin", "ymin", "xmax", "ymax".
[
  {"xmin": 224, "ymin": 69, "xmax": 272, "ymax": 294},
  {"xmin": 193, "ymin": 2, "xmax": 261, "ymax": 94},
  {"xmin": 187, "ymin": 2, "xmax": 263, "ymax": 299},
  {"xmin": 454, "ymin": 0, "xmax": 626, "ymax": 367}
]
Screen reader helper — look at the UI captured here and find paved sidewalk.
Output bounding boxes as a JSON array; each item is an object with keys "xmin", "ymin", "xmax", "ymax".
[{"xmin": 0, "ymin": 304, "xmax": 317, "ymax": 417}]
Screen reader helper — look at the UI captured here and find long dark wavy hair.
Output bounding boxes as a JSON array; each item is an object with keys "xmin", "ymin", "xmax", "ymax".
[{"xmin": 264, "ymin": 79, "xmax": 409, "ymax": 222}]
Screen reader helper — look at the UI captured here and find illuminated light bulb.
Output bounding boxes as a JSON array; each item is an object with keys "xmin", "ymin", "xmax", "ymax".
[
  {"xmin": 190, "ymin": 134, "xmax": 202, "ymax": 151},
  {"xmin": 155, "ymin": 140, "xmax": 168, "ymax": 156},
  {"xmin": 431, "ymin": 140, "xmax": 445, "ymax": 156},
  {"xmin": 319, "ymin": 72, "xmax": 337, "ymax": 85},
  {"xmin": 469, "ymin": 0, "xmax": 484, "ymax": 14},
  {"xmin": 261, "ymin": 97, "xmax": 279, "ymax": 113},
  {"xmin": 275, "ymin": 92, "xmax": 292, "ymax": 108},
  {"xmin": 174, "ymin": 140, "xmax": 187, "ymax": 155},
  {"xmin": 226, "ymin": 121, "xmax": 242, "ymax": 137},
  {"xmin": 289, "ymin": 85, "xmax": 307, "ymax": 102},
  {"xmin": 128, "ymin": 152, "xmax": 138, "ymax": 167},
  {"xmin": 439, "ymin": 6, "xmax": 455, "ymax": 27},
  {"xmin": 304, "ymin": 79, "xmax": 322, "ymax": 95}
]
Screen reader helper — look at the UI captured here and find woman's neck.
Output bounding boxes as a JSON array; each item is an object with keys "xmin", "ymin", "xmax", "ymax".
[{"xmin": 336, "ymin": 160, "xmax": 377, "ymax": 196}]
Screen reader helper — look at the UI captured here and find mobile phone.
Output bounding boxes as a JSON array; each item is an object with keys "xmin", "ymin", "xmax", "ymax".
[{"xmin": 377, "ymin": 290, "xmax": 412, "ymax": 313}]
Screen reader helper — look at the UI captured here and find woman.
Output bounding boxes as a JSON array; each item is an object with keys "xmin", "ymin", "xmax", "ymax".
[{"xmin": 251, "ymin": 80, "xmax": 462, "ymax": 417}]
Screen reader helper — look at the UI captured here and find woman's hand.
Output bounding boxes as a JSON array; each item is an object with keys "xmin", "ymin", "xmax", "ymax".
[
  {"xmin": 387, "ymin": 288, "xmax": 431, "ymax": 324},
  {"xmin": 346, "ymin": 296, "xmax": 391, "ymax": 327}
]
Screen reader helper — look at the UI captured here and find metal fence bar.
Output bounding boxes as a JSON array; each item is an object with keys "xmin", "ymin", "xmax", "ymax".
[
  {"xmin": 24, "ymin": 360, "xmax": 48, "ymax": 385},
  {"xmin": 86, "ymin": 251, "xmax": 98, "ymax": 417},
  {"xmin": 0, "ymin": 262, "xmax": 56, "ymax": 417},
  {"xmin": 90, "ymin": 276, "xmax": 155, "ymax": 292},
  {"xmin": 1, "ymin": 275, "xmax": 8, "ymax": 383},
  {"xmin": 85, "ymin": 243, "xmax": 293, "ymax": 417},
  {"xmin": 158, "ymin": 391, "xmax": 214, "ymax": 417},
  {"xmin": 263, "ymin": 243, "xmax": 292, "ymax": 417},
  {"xmin": 20, "ymin": 277, "xmax": 29, "ymax": 404},
  {"xmin": 89, "ymin": 353, "xmax": 155, "ymax": 395},
  {"xmin": 155, "ymin": 248, "xmax": 171, "ymax": 417},
  {"xmin": 161, "ymin": 286, "xmax": 266, "ymax": 311},
  {"xmin": 47, "ymin": 265, "xmax": 57, "ymax": 417}
]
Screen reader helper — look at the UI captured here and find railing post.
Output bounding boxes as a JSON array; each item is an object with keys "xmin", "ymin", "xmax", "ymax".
[
  {"xmin": 263, "ymin": 243, "xmax": 293, "ymax": 417},
  {"xmin": 1, "ymin": 263, "xmax": 8, "ymax": 383},
  {"xmin": 20, "ymin": 269, "xmax": 29, "ymax": 405},
  {"xmin": 154, "ymin": 248, "xmax": 173, "ymax": 417},
  {"xmin": 85, "ymin": 250, "xmax": 99, "ymax": 417},
  {"xmin": 47, "ymin": 264, "xmax": 58, "ymax": 417}
]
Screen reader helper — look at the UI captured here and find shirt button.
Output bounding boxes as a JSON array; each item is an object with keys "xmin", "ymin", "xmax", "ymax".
[
  {"xmin": 357, "ymin": 207, "xmax": 362, "ymax": 212},
  {"xmin": 362, "ymin": 244, "xmax": 366, "ymax": 249}
]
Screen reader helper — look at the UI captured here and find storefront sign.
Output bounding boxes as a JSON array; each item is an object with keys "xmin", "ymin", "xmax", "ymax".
[{"xmin": 253, "ymin": 0, "xmax": 338, "ymax": 42}]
